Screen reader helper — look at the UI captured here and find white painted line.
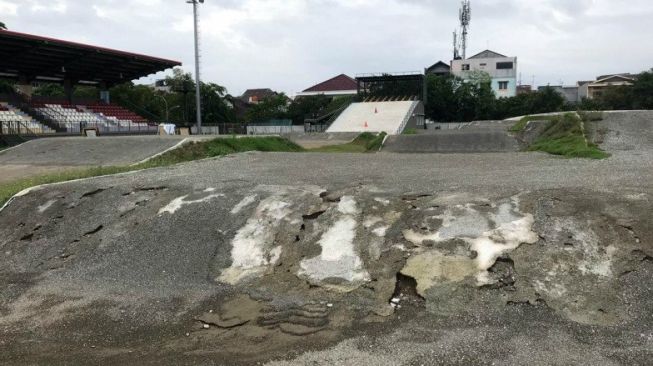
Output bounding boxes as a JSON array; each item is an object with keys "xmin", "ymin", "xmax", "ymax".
[
  {"xmin": 131, "ymin": 138, "xmax": 190, "ymax": 166},
  {"xmin": 0, "ymin": 138, "xmax": 35, "ymax": 156}
]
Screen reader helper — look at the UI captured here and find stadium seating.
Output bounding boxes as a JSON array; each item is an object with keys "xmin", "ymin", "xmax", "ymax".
[
  {"xmin": 30, "ymin": 102, "xmax": 156, "ymax": 134},
  {"xmin": 87, "ymin": 103, "xmax": 150, "ymax": 124},
  {"xmin": 0, "ymin": 103, "xmax": 54, "ymax": 134}
]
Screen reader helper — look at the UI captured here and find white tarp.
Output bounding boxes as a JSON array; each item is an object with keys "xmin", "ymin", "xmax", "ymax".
[{"xmin": 159, "ymin": 123, "xmax": 176, "ymax": 135}]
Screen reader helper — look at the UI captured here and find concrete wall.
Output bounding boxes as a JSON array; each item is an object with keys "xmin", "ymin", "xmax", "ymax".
[
  {"xmin": 383, "ymin": 130, "xmax": 519, "ymax": 153},
  {"xmin": 191, "ymin": 126, "xmax": 220, "ymax": 135},
  {"xmin": 247, "ymin": 125, "xmax": 304, "ymax": 135}
]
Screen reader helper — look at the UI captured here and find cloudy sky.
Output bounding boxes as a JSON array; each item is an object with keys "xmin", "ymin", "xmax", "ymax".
[{"xmin": 1, "ymin": 0, "xmax": 652, "ymax": 96}]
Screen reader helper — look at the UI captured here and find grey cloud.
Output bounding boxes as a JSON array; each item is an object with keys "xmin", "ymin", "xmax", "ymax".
[{"xmin": 2, "ymin": 0, "xmax": 651, "ymax": 96}]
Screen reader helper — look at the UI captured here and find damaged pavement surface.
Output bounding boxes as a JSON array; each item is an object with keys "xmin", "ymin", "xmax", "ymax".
[{"xmin": 1, "ymin": 111, "xmax": 653, "ymax": 365}]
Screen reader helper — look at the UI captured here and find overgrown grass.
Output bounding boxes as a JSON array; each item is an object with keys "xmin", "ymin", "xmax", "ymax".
[
  {"xmin": 528, "ymin": 113, "xmax": 610, "ymax": 159},
  {"xmin": 510, "ymin": 115, "xmax": 558, "ymax": 132},
  {"xmin": 145, "ymin": 136, "xmax": 303, "ymax": 166},
  {"xmin": 0, "ymin": 166, "xmax": 134, "ymax": 207},
  {"xmin": 0, "ymin": 136, "xmax": 304, "ymax": 206},
  {"xmin": 402, "ymin": 128, "xmax": 418, "ymax": 135}
]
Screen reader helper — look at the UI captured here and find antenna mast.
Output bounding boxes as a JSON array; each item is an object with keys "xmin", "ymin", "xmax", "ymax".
[
  {"xmin": 453, "ymin": 31, "xmax": 459, "ymax": 60},
  {"xmin": 459, "ymin": 0, "xmax": 471, "ymax": 60}
]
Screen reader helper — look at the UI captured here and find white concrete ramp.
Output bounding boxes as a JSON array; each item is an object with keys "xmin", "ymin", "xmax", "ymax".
[{"xmin": 327, "ymin": 101, "xmax": 416, "ymax": 135}]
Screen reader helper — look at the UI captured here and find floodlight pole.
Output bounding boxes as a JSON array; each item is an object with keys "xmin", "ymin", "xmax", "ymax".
[
  {"xmin": 156, "ymin": 94, "xmax": 169, "ymax": 122},
  {"xmin": 189, "ymin": 0, "xmax": 203, "ymax": 134}
]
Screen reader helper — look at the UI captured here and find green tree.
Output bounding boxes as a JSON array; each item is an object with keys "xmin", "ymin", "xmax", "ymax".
[
  {"xmin": 33, "ymin": 83, "xmax": 65, "ymax": 97},
  {"xmin": 474, "ymin": 79, "xmax": 496, "ymax": 120},
  {"xmin": 109, "ymin": 68, "xmax": 236, "ymax": 125},
  {"xmin": 631, "ymin": 70, "xmax": 653, "ymax": 109},
  {"xmin": 599, "ymin": 85, "xmax": 633, "ymax": 110},
  {"xmin": 287, "ymin": 95, "xmax": 331, "ymax": 124},
  {"xmin": 200, "ymin": 82, "xmax": 236, "ymax": 124},
  {"xmin": 0, "ymin": 79, "xmax": 15, "ymax": 94},
  {"xmin": 0, "ymin": 22, "xmax": 7, "ymax": 30},
  {"xmin": 424, "ymin": 74, "xmax": 459, "ymax": 121},
  {"xmin": 529, "ymin": 86, "xmax": 565, "ymax": 114},
  {"xmin": 245, "ymin": 94, "xmax": 289, "ymax": 123}
]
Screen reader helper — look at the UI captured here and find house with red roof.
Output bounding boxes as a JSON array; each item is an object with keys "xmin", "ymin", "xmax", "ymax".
[{"xmin": 295, "ymin": 74, "xmax": 358, "ymax": 98}]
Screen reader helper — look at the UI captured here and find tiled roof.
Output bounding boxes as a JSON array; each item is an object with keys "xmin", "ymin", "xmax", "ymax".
[
  {"xmin": 303, "ymin": 74, "xmax": 357, "ymax": 92},
  {"xmin": 240, "ymin": 88, "xmax": 276, "ymax": 102},
  {"xmin": 468, "ymin": 50, "xmax": 508, "ymax": 59}
]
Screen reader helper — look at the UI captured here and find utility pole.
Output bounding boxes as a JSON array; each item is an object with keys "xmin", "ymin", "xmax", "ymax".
[
  {"xmin": 187, "ymin": 0, "xmax": 204, "ymax": 134},
  {"xmin": 156, "ymin": 94, "xmax": 169, "ymax": 122},
  {"xmin": 459, "ymin": 0, "xmax": 471, "ymax": 60}
]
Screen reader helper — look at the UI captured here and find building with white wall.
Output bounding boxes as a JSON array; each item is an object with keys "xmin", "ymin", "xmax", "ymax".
[{"xmin": 451, "ymin": 50, "xmax": 517, "ymax": 97}]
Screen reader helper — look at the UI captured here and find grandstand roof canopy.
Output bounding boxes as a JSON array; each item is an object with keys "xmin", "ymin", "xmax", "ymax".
[{"xmin": 0, "ymin": 30, "xmax": 181, "ymax": 86}]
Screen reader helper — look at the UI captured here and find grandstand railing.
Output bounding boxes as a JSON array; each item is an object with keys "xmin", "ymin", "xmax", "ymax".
[
  {"xmin": 304, "ymin": 98, "xmax": 353, "ymax": 132},
  {"xmin": 50, "ymin": 122, "xmax": 158, "ymax": 135},
  {"xmin": 395, "ymin": 100, "xmax": 421, "ymax": 134},
  {"xmin": 0, "ymin": 120, "xmax": 39, "ymax": 138},
  {"xmin": 22, "ymin": 104, "xmax": 66, "ymax": 133}
]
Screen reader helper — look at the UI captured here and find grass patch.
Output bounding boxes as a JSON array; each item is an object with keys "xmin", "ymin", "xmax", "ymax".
[
  {"xmin": 145, "ymin": 136, "xmax": 303, "ymax": 166},
  {"xmin": 0, "ymin": 136, "xmax": 304, "ymax": 206},
  {"xmin": 510, "ymin": 115, "xmax": 558, "ymax": 132},
  {"xmin": 0, "ymin": 166, "xmax": 133, "ymax": 207},
  {"xmin": 528, "ymin": 113, "xmax": 610, "ymax": 159},
  {"xmin": 309, "ymin": 132, "xmax": 387, "ymax": 153},
  {"xmin": 402, "ymin": 128, "xmax": 418, "ymax": 135}
]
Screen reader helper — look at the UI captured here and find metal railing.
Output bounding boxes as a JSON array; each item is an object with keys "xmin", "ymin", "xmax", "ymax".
[
  {"xmin": 396, "ymin": 100, "xmax": 420, "ymax": 134},
  {"xmin": 0, "ymin": 120, "xmax": 42, "ymax": 138},
  {"xmin": 50, "ymin": 122, "xmax": 158, "ymax": 135},
  {"xmin": 304, "ymin": 99, "xmax": 353, "ymax": 132}
]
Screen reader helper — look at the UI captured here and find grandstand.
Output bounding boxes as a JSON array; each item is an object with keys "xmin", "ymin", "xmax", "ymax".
[
  {"xmin": 0, "ymin": 29, "xmax": 180, "ymax": 144},
  {"xmin": 0, "ymin": 102, "xmax": 54, "ymax": 135},
  {"xmin": 326, "ymin": 73, "xmax": 426, "ymax": 135},
  {"xmin": 29, "ymin": 101, "xmax": 157, "ymax": 134}
]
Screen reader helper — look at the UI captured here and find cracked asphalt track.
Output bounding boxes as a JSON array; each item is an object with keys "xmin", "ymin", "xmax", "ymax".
[{"xmin": 0, "ymin": 111, "xmax": 652, "ymax": 365}]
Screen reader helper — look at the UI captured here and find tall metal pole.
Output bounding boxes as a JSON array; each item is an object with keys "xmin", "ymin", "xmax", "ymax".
[
  {"xmin": 156, "ymin": 94, "xmax": 169, "ymax": 122},
  {"xmin": 191, "ymin": 0, "xmax": 202, "ymax": 134}
]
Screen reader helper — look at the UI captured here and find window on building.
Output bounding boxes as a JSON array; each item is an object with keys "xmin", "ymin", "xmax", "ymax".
[
  {"xmin": 480, "ymin": 63, "xmax": 487, "ymax": 66},
  {"xmin": 498, "ymin": 81, "xmax": 509, "ymax": 90},
  {"xmin": 496, "ymin": 62, "xmax": 514, "ymax": 70},
  {"xmin": 461, "ymin": 64, "xmax": 470, "ymax": 71}
]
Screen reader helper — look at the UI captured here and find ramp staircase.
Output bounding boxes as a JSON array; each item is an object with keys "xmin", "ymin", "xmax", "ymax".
[{"xmin": 326, "ymin": 101, "xmax": 417, "ymax": 135}]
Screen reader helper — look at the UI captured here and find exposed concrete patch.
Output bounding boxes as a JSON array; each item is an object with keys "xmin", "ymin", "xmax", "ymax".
[
  {"xmin": 401, "ymin": 251, "xmax": 476, "ymax": 296},
  {"xmin": 158, "ymin": 190, "xmax": 225, "ymax": 215},
  {"xmin": 299, "ymin": 216, "xmax": 369, "ymax": 286},
  {"xmin": 37, "ymin": 199, "xmax": 57, "ymax": 213},
  {"xmin": 218, "ymin": 196, "xmax": 293, "ymax": 285},
  {"xmin": 231, "ymin": 194, "xmax": 258, "ymax": 214},
  {"xmin": 299, "ymin": 196, "xmax": 370, "ymax": 290},
  {"xmin": 401, "ymin": 198, "xmax": 537, "ymax": 287}
]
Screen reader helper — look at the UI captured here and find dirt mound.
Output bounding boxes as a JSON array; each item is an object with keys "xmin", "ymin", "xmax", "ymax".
[{"xmin": 1, "ymin": 175, "xmax": 651, "ymax": 364}]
